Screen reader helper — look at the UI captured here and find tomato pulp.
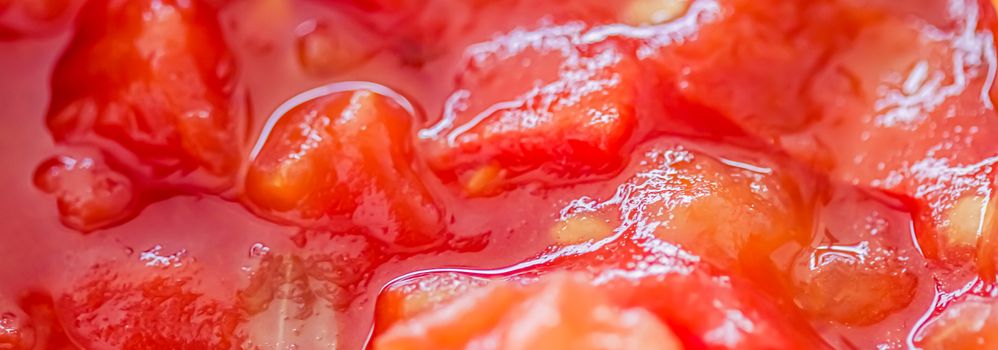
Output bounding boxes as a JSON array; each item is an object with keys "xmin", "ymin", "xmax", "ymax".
[{"xmin": 2, "ymin": 0, "xmax": 998, "ymax": 349}]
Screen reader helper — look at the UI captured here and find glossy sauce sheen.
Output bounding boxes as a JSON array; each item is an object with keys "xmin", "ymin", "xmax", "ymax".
[{"xmin": 2, "ymin": 0, "xmax": 998, "ymax": 349}]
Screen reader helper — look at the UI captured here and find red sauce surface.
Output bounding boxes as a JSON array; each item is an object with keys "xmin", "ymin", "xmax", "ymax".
[{"xmin": 2, "ymin": 0, "xmax": 998, "ymax": 349}]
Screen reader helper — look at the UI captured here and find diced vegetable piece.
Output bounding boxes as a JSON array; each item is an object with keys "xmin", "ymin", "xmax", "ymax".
[
  {"xmin": 794, "ymin": 247, "xmax": 917, "ymax": 325},
  {"xmin": 375, "ymin": 272, "xmax": 492, "ymax": 333},
  {"xmin": 296, "ymin": 20, "xmax": 375, "ymax": 76},
  {"xmin": 561, "ymin": 140, "xmax": 808, "ymax": 269},
  {"xmin": 917, "ymin": 296, "xmax": 998, "ymax": 350},
  {"xmin": 33, "ymin": 154, "xmax": 134, "ymax": 232},
  {"xmin": 422, "ymin": 24, "xmax": 641, "ymax": 188},
  {"xmin": 792, "ymin": 189, "xmax": 923, "ymax": 325},
  {"xmin": 48, "ymin": 0, "xmax": 243, "ymax": 185},
  {"xmin": 783, "ymin": 12, "xmax": 998, "ymax": 277},
  {"xmin": 375, "ymin": 274, "xmax": 682, "ymax": 350},
  {"xmin": 246, "ymin": 89, "xmax": 443, "ymax": 247}
]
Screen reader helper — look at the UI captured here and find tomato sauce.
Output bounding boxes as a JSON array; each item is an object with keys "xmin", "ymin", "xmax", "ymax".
[{"xmin": 2, "ymin": 0, "xmax": 998, "ymax": 349}]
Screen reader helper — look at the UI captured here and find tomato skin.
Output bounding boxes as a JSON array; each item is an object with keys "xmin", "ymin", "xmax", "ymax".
[
  {"xmin": 245, "ymin": 89, "xmax": 443, "ymax": 247},
  {"xmin": 47, "ymin": 0, "xmax": 242, "ymax": 188}
]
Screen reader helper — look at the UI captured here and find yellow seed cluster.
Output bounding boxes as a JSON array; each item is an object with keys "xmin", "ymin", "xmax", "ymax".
[
  {"xmin": 464, "ymin": 162, "xmax": 505, "ymax": 197},
  {"xmin": 552, "ymin": 215, "xmax": 614, "ymax": 244},
  {"xmin": 945, "ymin": 195, "xmax": 996, "ymax": 247},
  {"xmin": 620, "ymin": 0, "xmax": 690, "ymax": 26}
]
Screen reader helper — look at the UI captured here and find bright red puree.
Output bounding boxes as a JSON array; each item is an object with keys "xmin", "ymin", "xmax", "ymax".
[{"xmin": 2, "ymin": 0, "xmax": 998, "ymax": 349}]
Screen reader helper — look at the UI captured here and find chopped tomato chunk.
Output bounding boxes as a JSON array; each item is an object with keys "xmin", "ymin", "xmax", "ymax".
[
  {"xmin": 376, "ymin": 250, "xmax": 826, "ymax": 350},
  {"xmin": 375, "ymin": 273, "xmax": 682, "ymax": 350},
  {"xmin": 246, "ymin": 89, "xmax": 443, "ymax": 247},
  {"xmin": 917, "ymin": 295, "xmax": 998, "ymax": 350},
  {"xmin": 556, "ymin": 139, "xmax": 809, "ymax": 271},
  {"xmin": 33, "ymin": 153, "xmax": 134, "ymax": 232},
  {"xmin": 791, "ymin": 189, "xmax": 925, "ymax": 326},
  {"xmin": 795, "ymin": 5, "xmax": 998, "ymax": 278},
  {"xmin": 647, "ymin": 0, "xmax": 998, "ymax": 279},
  {"xmin": 794, "ymin": 246, "xmax": 918, "ymax": 325},
  {"xmin": 550, "ymin": 240, "xmax": 823, "ymax": 349},
  {"xmin": 643, "ymin": 0, "xmax": 838, "ymax": 135},
  {"xmin": 295, "ymin": 20, "xmax": 376, "ymax": 76},
  {"xmin": 47, "ymin": 0, "xmax": 242, "ymax": 186},
  {"xmin": 421, "ymin": 24, "xmax": 641, "ymax": 191},
  {"xmin": 8, "ymin": 0, "xmax": 998, "ymax": 349},
  {"xmin": 374, "ymin": 272, "xmax": 491, "ymax": 333},
  {"xmin": 603, "ymin": 270, "xmax": 824, "ymax": 350}
]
